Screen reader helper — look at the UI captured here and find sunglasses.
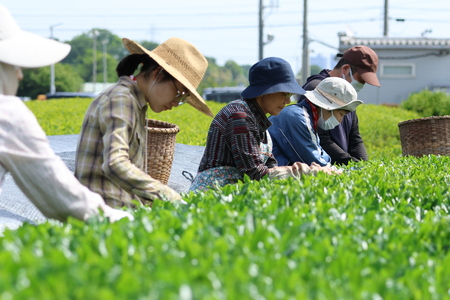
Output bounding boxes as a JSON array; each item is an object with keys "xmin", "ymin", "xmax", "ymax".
[{"xmin": 171, "ymin": 78, "xmax": 190, "ymax": 105}]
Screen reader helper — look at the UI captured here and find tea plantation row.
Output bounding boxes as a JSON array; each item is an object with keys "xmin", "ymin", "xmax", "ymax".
[
  {"xmin": 25, "ymin": 98, "xmax": 421, "ymax": 159},
  {"xmin": 1, "ymin": 155, "xmax": 449, "ymax": 299},
  {"xmin": 0, "ymin": 98, "xmax": 444, "ymax": 299}
]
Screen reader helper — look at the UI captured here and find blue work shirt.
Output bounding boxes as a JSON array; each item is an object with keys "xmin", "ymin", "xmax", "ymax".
[{"xmin": 268, "ymin": 101, "xmax": 331, "ymax": 167}]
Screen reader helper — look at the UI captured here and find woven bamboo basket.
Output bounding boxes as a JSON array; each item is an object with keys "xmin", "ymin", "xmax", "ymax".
[
  {"xmin": 398, "ymin": 115, "xmax": 450, "ymax": 157},
  {"xmin": 146, "ymin": 119, "xmax": 180, "ymax": 184}
]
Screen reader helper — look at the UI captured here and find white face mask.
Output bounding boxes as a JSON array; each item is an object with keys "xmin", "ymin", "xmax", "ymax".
[
  {"xmin": 349, "ymin": 68, "xmax": 364, "ymax": 92},
  {"xmin": 318, "ymin": 109, "xmax": 340, "ymax": 130}
]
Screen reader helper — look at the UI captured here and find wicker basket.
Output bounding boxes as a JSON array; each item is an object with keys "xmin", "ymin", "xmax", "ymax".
[
  {"xmin": 146, "ymin": 119, "xmax": 180, "ymax": 184},
  {"xmin": 398, "ymin": 116, "xmax": 450, "ymax": 157}
]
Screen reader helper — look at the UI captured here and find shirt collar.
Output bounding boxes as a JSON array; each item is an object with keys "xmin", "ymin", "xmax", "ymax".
[
  {"xmin": 245, "ymin": 99, "xmax": 272, "ymax": 131},
  {"xmin": 306, "ymin": 99, "xmax": 319, "ymax": 130},
  {"xmin": 118, "ymin": 76, "xmax": 147, "ymax": 109}
]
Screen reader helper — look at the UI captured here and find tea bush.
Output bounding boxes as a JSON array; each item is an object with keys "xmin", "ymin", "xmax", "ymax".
[
  {"xmin": 7, "ymin": 98, "xmax": 449, "ymax": 299},
  {"xmin": 25, "ymin": 98, "xmax": 225, "ymax": 146},
  {"xmin": 400, "ymin": 89, "xmax": 450, "ymax": 117},
  {"xmin": 1, "ymin": 155, "xmax": 449, "ymax": 299},
  {"xmin": 358, "ymin": 104, "xmax": 420, "ymax": 158},
  {"xmin": 26, "ymin": 99, "xmax": 422, "ymax": 159}
]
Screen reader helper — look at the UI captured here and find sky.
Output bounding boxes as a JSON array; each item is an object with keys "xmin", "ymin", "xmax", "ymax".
[{"xmin": 3, "ymin": 0, "xmax": 450, "ymax": 73}]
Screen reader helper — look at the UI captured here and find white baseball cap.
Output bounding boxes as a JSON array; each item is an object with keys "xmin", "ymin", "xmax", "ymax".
[
  {"xmin": 0, "ymin": 5, "xmax": 71, "ymax": 68},
  {"xmin": 304, "ymin": 77, "xmax": 363, "ymax": 112}
]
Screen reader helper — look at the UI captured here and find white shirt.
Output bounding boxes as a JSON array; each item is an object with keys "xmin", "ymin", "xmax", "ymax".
[{"xmin": 0, "ymin": 94, "xmax": 133, "ymax": 222}]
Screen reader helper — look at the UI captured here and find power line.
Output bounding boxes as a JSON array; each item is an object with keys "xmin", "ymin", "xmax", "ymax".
[{"xmin": 23, "ymin": 15, "xmax": 450, "ymax": 35}]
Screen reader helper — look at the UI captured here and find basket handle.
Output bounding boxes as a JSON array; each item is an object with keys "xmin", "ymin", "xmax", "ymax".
[{"xmin": 182, "ymin": 171, "xmax": 194, "ymax": 183}]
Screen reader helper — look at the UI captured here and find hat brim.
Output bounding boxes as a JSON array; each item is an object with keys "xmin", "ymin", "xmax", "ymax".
[
  {"xmin": 241, "ymin": 81, "xmax": 305, "ymax": 99},
  {"xmin": 0, "ymin": 30, "xmax": 70, "ymax": 68},
  {"xmin": 305, "ymin": 89, "xmax": 363, "ymax": 112},
  {"xmin": 122, "ymin": 38, "xmax": 213, "ymax": 117},
  {"xmin": 356, "ymin": 67, "xmax": 380, "ymax": 87}
]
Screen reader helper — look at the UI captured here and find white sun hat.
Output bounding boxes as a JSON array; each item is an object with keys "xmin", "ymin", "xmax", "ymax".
[
  {"xmin": 304, "ymin": 77, "xmax": 363, "ymax": 112},
  {"xmin": 0, "ymin": 5, "xmax": 71, "ymax": 68}
]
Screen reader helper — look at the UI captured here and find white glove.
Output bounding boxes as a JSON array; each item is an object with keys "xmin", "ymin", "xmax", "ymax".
[
  {"xmin": 102, "ymin": 206, "xmax": 134, "ymax": 222},
  {"xmin": 309, "ymin": 162, "xmax": 343, "ymax": 175},
  {"xmin": 268, "ymin": 162, "xmax": 342, "ymax": 180},
  {"xmin": 268, "ymin": 162, "xmax": 310, "ymax": 180}
]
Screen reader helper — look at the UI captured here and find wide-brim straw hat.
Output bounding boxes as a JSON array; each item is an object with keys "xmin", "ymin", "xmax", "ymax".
[
  {"xmin": 0, "ymin": 5, "xmax": 71, "ymax": 68},
  {"xmin": 305, "ymin": 77, "xmax": 363, "ymax": 112},
  {"xmin": 122, "ymin": 37, "xmax": 213, "ymax": 117}
]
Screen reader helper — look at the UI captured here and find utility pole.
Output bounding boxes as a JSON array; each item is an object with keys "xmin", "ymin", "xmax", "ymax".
[
  {"xmin": 258, "ymin": 0, "xmax": 263, "ymax": 60},
  {"xmin": 301, "ymin": 0, "xmax": 309, "ymax": 83},
  {"xmin": 258, "ymin": 0, "xmax": 277, "ymax": 60},
  {"xmin": 92, "ymin": 29, "xmax": 99, "ymax": 92},
  {"xmin": 49, "ymin": 23, "xmax": 62, "ymax": 94},
  {"xmin": 383, "ymin": 0, "xmax": 389, "ymax": 36},
  {"xmin": 102, "ymin": 39, "xmax": 108, "ymax": 90}
]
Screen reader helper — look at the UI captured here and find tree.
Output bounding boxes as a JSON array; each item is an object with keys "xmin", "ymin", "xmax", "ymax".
[
  {"xmin": 17, "ymin": 64, "xmax": 84, "ymax": 99},
  {"xmin": 71, "ymin": 48, "xmax": 119, "ymax": 83},
  {"xmin": 224, "ymin": 60, "xmax": 247, "ymax": 86},
  {"xmin": 138, "ymin": 41, "xmax": 159, "ymax": 52},
  {"xmin": 310, "ymin": 64, "xmax": 322, "ymax": 76},
  {"xmin": 199, "ymin": 57, "xmax": 249, "ymax": 93},
  {"xmin": 41, "ymin": 28, "xmax": 255, "ymax": 97},
  {"xmin": 63, "ymin": 29, "xmax": 126, "ymax": 82}
]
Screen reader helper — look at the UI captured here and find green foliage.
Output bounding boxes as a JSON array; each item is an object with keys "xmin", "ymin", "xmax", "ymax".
[
  {"xmin": 137, "ymin": 40, "xmax": 159, "ymax": 52},
  {"xmin": 310, "ymin": 64, "xmax": 322, "ymax": 75},
  {"xmin": 25, "ymin": 99, "xmax": 92, "ymax": 135},
  {"xmin": 25, "ymin": 99, "xmax": 225, "ymax": 145},
  {"xmin": 400, "ymin": 89, "xmax": 450, "ymax": 117},
  {"xmin": 358, "ymin": 104, "xmax": 421, "ymax": 159},
  {"xmin": 26, "ymin": 100, "xmax": 423, "ymax": 158},
  {"xmin": 1, "ymin": 155, "xmax": 449, "ymax": 299},
  {"xmin": 63, "ymin": 29, "xmax": 129, "ymax": 82},
  {"xmin": 17, "ymin": 64, "xmax": 84, "ymax": 99},
  {"xmin": 199, "ymin": 57, "xmax": 249, "ymax": 93},
  {"xmin": 61, "ymin": 29, "xmax": 249, "ymax": 93},
  {"xmin": 146, "ymin": 101, "xmax": 227, "ymax": 146}
]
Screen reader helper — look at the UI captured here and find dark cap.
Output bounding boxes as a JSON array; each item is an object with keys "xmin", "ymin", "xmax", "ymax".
[{"xmin": 342, "ymin": 46, "xmax": 380, "ymax": 87}]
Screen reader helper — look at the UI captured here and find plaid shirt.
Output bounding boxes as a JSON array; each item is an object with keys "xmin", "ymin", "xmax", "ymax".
[
  {"xmin": 75, "ymin": 76, "xmax": 171, "ymax": 207},
  {"xmin": 198, "ymin": 99, "xmax": 277, "ymax": 180}
]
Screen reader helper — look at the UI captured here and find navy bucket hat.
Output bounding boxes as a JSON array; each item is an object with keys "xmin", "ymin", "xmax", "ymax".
[{"xmin": 241, "ymin": 57, "xmax": 305, "ymax": 99}]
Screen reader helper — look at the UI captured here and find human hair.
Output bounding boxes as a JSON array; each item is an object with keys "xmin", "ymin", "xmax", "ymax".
[
  {"xmin": 116, "ymin": 54, "xmax": 173, "ymax": 81},
  {"xmin": 333, "ymin": 58, "xmax": 357, "ymax": 74}
]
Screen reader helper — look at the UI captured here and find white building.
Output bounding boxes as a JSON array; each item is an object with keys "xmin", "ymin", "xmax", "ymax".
[
  {"xmin": 338, "ymin": 33, "xmax": 450, "ymax": 105},
  {"xmin": 83, "ymin": 82, "xmax": 115, "ymax": 94}
]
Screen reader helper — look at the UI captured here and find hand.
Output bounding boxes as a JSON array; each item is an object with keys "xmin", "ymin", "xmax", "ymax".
[
  {"xmin": 309, "ymin": 162, "xmax": 342, "ymax": 175},
  {"xmin": 103, "ymin": 208, "xmax": 134, "ymax": 222},
  {"xmin": 268, "ymin": 162, "xmax": 309, "ymax": 180},
  {"xmin": 160, "ymin": 186, "xmax": 187, "ymax": 205}
]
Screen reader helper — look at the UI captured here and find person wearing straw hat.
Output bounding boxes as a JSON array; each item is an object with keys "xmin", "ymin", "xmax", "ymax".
[
  {"xmin": 268, "ymin": 77, "xmax": 363, "ymax": 167},
  {"xmin": 75, "ymin": 37, "xmax": 212, "ymax": 207},
  {"xmin": 0, "ymin": 5, "xmax": 133, "ymax": 222},
  {"xmin": 189, "ymin": 57, "xmax": 335, "ymax": 192}
]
